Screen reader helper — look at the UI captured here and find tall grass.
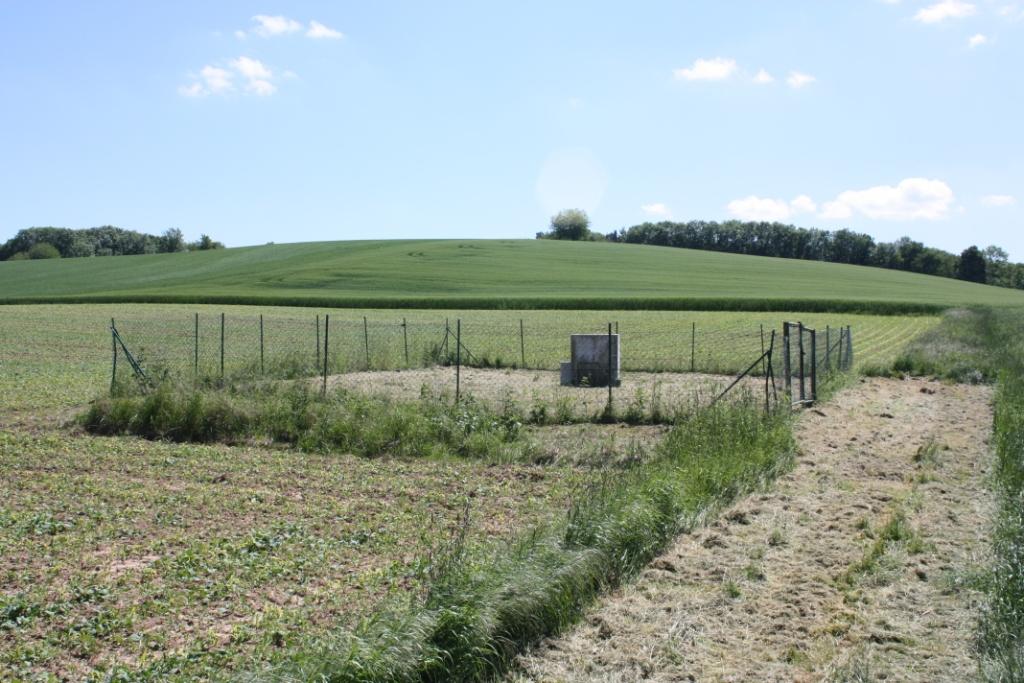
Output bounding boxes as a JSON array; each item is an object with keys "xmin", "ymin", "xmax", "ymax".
[
  {"xmin": 856, "ymin": 306, "xmax": 1024, "ymax": 679},
  {"xmin": 243, "ymin": 398, "xmax": 794, "ymax": 682},
  {"xmin": 978, "ymin": 312, "xmax": 1024, "ymax": 680},
  {"xmin": 863, "ymin": 307, "xmax": 1001, "ymax": 383},
  {"xmin": 83, "ymin": 383, "xmax": 528, "ymax": 460}
]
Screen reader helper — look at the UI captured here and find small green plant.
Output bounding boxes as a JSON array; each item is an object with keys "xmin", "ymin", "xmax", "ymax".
[{"xmin": 912, "ymin": 439, "xmax": 941, "ymax": 466}]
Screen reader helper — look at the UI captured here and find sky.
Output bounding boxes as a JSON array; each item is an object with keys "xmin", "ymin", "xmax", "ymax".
[{"xmin": 0, "ymin": 1, "xmax": 1021, "ymax": 258}]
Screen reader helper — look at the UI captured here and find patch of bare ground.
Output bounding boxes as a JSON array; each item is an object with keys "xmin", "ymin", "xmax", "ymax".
[
  {"xmin": 326, "ymin": 368, "xmax": 765, "ymax": 419},
  {"xmin": 511, "ymin": 377, "xmax": 994, "ymax": 682}
]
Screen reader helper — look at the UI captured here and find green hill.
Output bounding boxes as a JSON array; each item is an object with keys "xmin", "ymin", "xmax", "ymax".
[{"xmin": 1, "ymin": 239, "xmax": 1022, "ymax": 312}]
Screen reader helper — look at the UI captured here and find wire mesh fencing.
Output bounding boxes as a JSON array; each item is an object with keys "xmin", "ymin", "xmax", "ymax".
[
  {"xmin": 779, "ymin": 322, "xmax": 853, "ymax": 406},
  {"xmin": 108, "ymin": 313, "xmax": 855, "ymax": 414},
  {"xmin": 110, "ymin": 313, "xmax": 791, "ymax": 383}
]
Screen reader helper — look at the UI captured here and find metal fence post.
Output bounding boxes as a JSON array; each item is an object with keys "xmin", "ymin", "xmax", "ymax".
[
  {"xmin": 403, "ymin": 318, "xmax": 409, "ymax": 366},
  {"xmin": 322, "ymin": 314, "xmax": 329, "ymax": 396},
  {"xmin": 810, "ymin": 328, "xmax": 817, "ymax": 402},
  {"xmin": 363, "ymin": 316, "xmax": 370, "ymax": 368},
  {"xmin": 220, "ymin": 313, "xmax": 225, "ymax": 378},
  {"xmin": 519, "ymin": 318, "xmax": 526, "ymax": 369},
  {"xmin": 455, "ymin": 319, "xmax": 461, "ymax": 402},
  {"xmin": 837, "ymin": 326, "xmax": 844, "ymax": 372},
  {"xmin": 797, "ymin": 322, "xmax": 806, "ymax": 402},
  {"xmin": 607, "ymin": 322, "xmax": 614, "ymax": 410},
  {"xmin": 846, "ymin": 325, "xmax": 854, "ymax": 369},
  {"xmin": 825, "ymin": 325, "xmax": 831, "ymax": 372},
  {"xmin": 316, "ymin": 315, "xmax": 321, "ymax": 371},
  {"xmin": 111, "ymin": 319, "xmax": 117, "ymax": 392},
  {"xmin": 194, "ymin": 313, "xmax": 199, "ymax": 376},
  {"xmin": 760, "ymin": 323, "xmax": 766, "ymax": 377},
  {"xmin": 782, "ymin": 323, "xmax": 792, "ymax": 398},
  {"xmin": 690, "ymin": 322, "xmax": 696, "ymax": 372},
  {"xmin": 444, "ymin": 318, "xmax": 450, "ymax": 359}
]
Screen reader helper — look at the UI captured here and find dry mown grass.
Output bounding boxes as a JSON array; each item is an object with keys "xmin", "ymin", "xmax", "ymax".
[
  {"xmin": 512, "ymin": 377, "xmax": 994, "ymax": 682},
  {"xmin": 0, "ymin": 428, "xmax": 594, "ymax": 681}
]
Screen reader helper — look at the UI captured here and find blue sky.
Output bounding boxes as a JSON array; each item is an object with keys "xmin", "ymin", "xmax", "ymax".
[{"xmin": 1, "ymin": 1, "xmax": 1021, "ymax": 257}]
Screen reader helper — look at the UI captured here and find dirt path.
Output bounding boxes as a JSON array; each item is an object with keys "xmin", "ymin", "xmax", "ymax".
[{"xmin": 512, "ymin": 377, "xmax": 994, "ymax": 682}]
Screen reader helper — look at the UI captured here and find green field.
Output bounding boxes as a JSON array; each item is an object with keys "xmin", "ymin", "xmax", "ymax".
[
  {"xmin": 1, "ymin": 301, "xmax": 806, "ymax": 681},
  {"xmin": 2, "ymin": 239, "xmax": 1022, "ymax": 310},
  {"xmin": 0, "ymin": 304, "xmax": 937, "ymax": 416}
]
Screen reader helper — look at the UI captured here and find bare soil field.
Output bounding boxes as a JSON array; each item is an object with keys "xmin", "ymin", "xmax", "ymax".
[
  {"xmin": 327, "ymin": 367, "xmax": 768, "ymax": 420},
  {"xmin": 511, "ymin": 377, "xmax": 994, "ymax": 682}
]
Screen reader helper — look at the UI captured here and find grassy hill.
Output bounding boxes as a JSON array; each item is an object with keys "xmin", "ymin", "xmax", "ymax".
[{"xmin": 1, "ymin": 238, "xmax": 1022, "ymax": 312}]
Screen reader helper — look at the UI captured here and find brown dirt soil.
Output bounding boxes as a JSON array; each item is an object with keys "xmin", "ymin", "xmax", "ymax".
[
  {"xmin": 511, "ymin": 377, "xmax": 994, "ymax": 682},
  {"xmin": 326, "ymin": 368, "xmax": 767, "ymax": 419}
]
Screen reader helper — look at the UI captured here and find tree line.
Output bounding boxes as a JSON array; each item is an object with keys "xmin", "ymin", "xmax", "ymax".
[
  {"xmin": 0, "ymin": 226, "xmax": 224, "ymax": 261},
  {"xmin": 537, "ymin": 210, "xmax": 1017, "ymax": 289}
]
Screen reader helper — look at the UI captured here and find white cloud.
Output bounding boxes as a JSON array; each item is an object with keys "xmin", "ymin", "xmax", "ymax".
[
  {"xmin": 727, "ymin": 197, "xmax": 793, "ymax": 222},
  {"xmin": 641, "ymin": 203, "xmax": 672, "ymax": 218},
  {"xmin": 251, "ymin": 14, "xmax": 303, "ymax": 36},
  {"xmin": 982, "ymin": 194, "xmax": 1017, "ymax": 206},
  {"xmin": 230, "ymin": 56, "xmax": 271, "ymax": 80},
  {"xmin": 201, "ymin": 65, "xmax": 233, "ymax": 93},
  {"xmin": 230, "ymin": 56, "xmax": 275, "ymax": 95},
  {"xmin": 179, "ymin": 65, "xmax": 235, "ymax": 97},
  {"xmin": 822, "ymin": 178, "xmax": 955, "ymax": 220},
  {"xmin": 728, "ymin": 180, "xmax": 956, "ymax": 223},
  {"xmin": 790, "ymin": 195, "xmax": 818, "ymax": 214},
  {"xmin": 307, "ymin": 20, "xmax": 344, "ymax": 39},
  {"xmin": 786, "ymin": 71, "xmax": 816, "ymax": 88},
  {"xmin": 753, "ymin": 69, "xmax": 775, "ymax": 84},
  {"xmin": 819, "ymin": 201, "xmax": 854, "ymax": 219},
  {"xmin": 914, "ymin": 0, "xmax": 976, "ymax": 23},
  {"xmin": 968, "ymin": 33, "xmax": 988, "ymax": 47},
  {"xmin": 673, "ymin": 57, "xmax": 737, "ymax": 81},
  {"xmin": 178, "ymin": 82, "xmax": 206, "ymax": 98},
  {"xmin": 234, "ymin": 29, "xmax": 247, "ymax": 39},
  {"xmin": 726, "ymin": 194, "xmax": 821, "ymax": 221},
  {"xmin": 179, "ymin": 58, "xmax": 280, "ymax": 97},
  {"xmin": 247, "ymin": 79, "xmax": 276, "ymax": 96}
]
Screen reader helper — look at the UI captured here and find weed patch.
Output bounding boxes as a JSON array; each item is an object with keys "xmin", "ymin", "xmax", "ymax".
[{"xmin": 82, "ymin": 383, "xmax": 528, "ymax": 461}]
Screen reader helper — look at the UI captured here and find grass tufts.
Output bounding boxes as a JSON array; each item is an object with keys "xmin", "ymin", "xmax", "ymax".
[
  {"xmin": 83, "ymin": 382, "xmax": 528, "ymax": 461},
  {"xmin": 245, "ymin": 397, "xmax": 796, "ymax": 682}
]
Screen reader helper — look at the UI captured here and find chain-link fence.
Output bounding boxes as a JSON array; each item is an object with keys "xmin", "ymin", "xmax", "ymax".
[
  {"xmin": 108, "ymin": 313, "xmax": 797, "ymax": 384},
  {"xmin": 109, "ymin": 312, "xmax": 856, "ymax": 417},
  {"xmin": 779, "ymin": 322, "xmax": 853, "ymax": 406}
]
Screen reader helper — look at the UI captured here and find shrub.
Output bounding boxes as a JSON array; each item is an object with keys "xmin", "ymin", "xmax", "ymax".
[
  {"xmin": 544, "ymin": 209, "xmax": 591, "ymax": 241},
  {"xmin": 27, "ymin": 242, "xmax": 61, "ymax": 259}
]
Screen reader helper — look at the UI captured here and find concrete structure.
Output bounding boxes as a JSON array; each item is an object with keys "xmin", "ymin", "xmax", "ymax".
[
  {"xmin": 561, "ymin": 333, "xmax": 620, "ymax": 386},
  {"xmin": 560, "ymin": 361, "xmax": 573, "ymax": 386}
]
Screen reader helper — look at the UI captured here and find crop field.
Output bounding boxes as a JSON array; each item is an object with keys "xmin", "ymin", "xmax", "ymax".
[
  {"xmin": 2, "ymin": 239, "xmax": 1024, "ymax": 310},
  {"xmin": 0, "ymin": 302, "xmax": 980, "ymax": 681}
]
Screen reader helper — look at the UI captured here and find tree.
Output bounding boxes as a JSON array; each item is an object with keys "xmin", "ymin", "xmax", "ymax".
[
  {"xmin": 189, "ymin": 234, "xmax": 225, "ymax": 251},
  {"xmin": 957, "ymin": 245, "xmax": 987, "ymax": 283},
  {"xmin": 27, "ymin": 242, "xmax": 61, "ymax": 259},
  {"xmin": 548, "ymin": 209, "xmax": 590, "ymax": 240},
  {"xmin": 159, "ymin": 228, "xmax": 186, "ymax": 253},
  {"xmin": 984, "ymin": 245, "xmax": 1011, "ymax": 287}
]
